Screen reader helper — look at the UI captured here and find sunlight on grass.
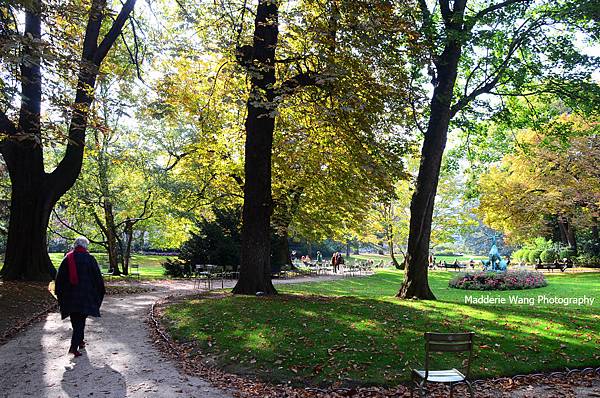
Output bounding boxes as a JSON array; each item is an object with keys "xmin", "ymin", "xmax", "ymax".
[{"xmin": 163, "ymin": 269, "xmax": 600, "ymax": 386}]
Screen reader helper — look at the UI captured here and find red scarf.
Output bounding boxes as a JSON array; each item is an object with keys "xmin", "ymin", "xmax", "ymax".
[{"xmin": 66, "ymin": 246, "xmax": 88, "ymax": 285}]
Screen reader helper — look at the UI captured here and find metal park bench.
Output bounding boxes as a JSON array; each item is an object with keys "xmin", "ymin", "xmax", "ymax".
[{"xmin": 411, "ymin": 332, "xmax": 475, "ymax": 398}]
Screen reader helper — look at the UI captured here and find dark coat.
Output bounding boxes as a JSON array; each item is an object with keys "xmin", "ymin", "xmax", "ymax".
[{"xmin": 55, "ymin": 252, "xmax": 105, "ymax": 320}]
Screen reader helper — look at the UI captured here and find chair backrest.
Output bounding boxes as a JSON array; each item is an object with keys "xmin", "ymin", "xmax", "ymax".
[{"xmin": 424, "ymin": 332, "xmax": 474, "ymax": 378}]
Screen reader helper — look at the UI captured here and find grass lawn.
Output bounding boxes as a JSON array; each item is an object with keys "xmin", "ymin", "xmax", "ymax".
[
  {"xmin": 162, "ymin": 270, "xmax": 600, "ymax": 387},
  {"xmin": 49, "ymin": 253, "xmax": 172, "ymax": 279}
]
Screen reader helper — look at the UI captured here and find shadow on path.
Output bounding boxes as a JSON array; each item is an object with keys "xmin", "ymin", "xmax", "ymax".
[{"xmin": 61, "ymin": 352, "xmax": 126, "ymax": 397}]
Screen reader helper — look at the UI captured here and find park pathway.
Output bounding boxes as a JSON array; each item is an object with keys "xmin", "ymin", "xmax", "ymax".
[{"xmin": 0, "ymin": 275, "xmax": 345, "ymax": 398}]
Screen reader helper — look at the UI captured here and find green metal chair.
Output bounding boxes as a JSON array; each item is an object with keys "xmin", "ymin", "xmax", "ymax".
[{"xmin": 411, "ymin": 332, "xmax": 475, "ymax": 398}]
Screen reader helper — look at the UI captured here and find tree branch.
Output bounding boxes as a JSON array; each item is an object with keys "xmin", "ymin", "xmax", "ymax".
[
  {"xmin": 277, "ymin": 71, "xmax": 327, "ymax": 96},
  {"xmin": 451, "ymin": 17, "xmax": 543, "ymax": 116},
  {"xmin": 466, "ymin": 0, "xmax": 531, "ymax": 31},
  {"xmin": 52, "ymin": 209, "xmax": 108, "ymax": 246},
  {"xmin": 93, "ymin": 0, "xmax": 137, "ymax": 65},
  {"xmin": 0, "ymin": 111, "xmax": 17, "ymax": 137}
]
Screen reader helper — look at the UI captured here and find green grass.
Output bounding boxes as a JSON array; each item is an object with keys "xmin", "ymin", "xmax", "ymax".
[
  {"xmin": 163, "ymin": 270, "xmax": 600, "ymax": 387},
  {"xmin": 49, "ymin": 253, "xmax": 173, "ymax": 279}
]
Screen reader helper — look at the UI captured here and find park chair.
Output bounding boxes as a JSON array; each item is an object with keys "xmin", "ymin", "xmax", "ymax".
[
  {"xmin": 129, "ymin": 263, "xmax": 140, "ymax": 280},
  {"xmin": 411, "ymin": 332, "xmax": 475, "ymax": 398},
  {"xmin": 100, "ymin": 263, "xmax": 113, "ymax": 281}
]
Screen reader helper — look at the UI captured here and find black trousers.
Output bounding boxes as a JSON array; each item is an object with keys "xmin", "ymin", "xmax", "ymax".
[{"xmin": 69, "ymin": 312, "xmax": 87, "ymax": 351}]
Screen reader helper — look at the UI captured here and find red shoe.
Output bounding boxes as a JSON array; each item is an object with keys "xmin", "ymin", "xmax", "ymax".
[{"xmin": 68, "ymin": 349, "xmax": 82, "ymax": 357}]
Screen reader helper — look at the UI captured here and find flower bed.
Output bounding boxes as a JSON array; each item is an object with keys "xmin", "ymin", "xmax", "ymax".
[{"xmin": 449, "ymin": 270, "xmax": 548, "ymax": 290}]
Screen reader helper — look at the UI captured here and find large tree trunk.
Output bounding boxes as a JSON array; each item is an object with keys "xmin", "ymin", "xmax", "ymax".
[
  {"xmin": 232, "ymin": 0, "xmax": 279, "ymax": 295},
  {"xmin": 2, "ymin": 180, "xmax": 55, "ymax": 280},
  {"xmin": 398, "ymin": 40, "xmax": 462, "ymax": 300},
  {"xmin": 0, "ymin": 3, "xmax": 55, "ymax": 281}
]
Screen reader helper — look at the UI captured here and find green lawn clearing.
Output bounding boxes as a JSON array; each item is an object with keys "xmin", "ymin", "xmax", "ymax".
[
  {"xmin": 49, "ymin": 253, "xmax": 172, "ymax": 279},
  {"xmin": 162, "ymin": 270, "xmax": 600, "ymax": 387}
]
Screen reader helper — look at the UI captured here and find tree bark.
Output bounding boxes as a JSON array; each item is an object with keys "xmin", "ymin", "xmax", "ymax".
[
  {"xmin": 103, "ymin": 200, "xmax": 122, "ymax": 275},
  {"xmin": 389, "ymin": 239, "xmax": 401, "ymax": 269},
  {"xmin": 0, "ymin": 0, "xmax": 136, "ymax": 281},
  {"xmin": 557, "ymin": 216, "xmax": 569, "ymax": 246},
  {"xmin": 232, "ymin": 0, "xmax": 279, "ymax": 295},
  {"xmin": 272, "ymin": 229, "xmax": 292, "ymax": 266},
  {"xmin": 397, "ymin": 36, "xmax": 463, "ymax": 300}
]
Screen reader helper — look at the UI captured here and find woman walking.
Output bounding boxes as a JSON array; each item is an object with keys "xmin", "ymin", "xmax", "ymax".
[{"xmin": 55, "ymin": 237, "xmax": 105, "ymax": 357}]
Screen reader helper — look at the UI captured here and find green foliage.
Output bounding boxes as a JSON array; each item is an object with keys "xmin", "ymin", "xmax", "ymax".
[
  {"xmin": 528, "ymin": 249, "xmax": 543, "ymax": 263},
  {"xmin": 178, "ymin": 207, "xmax": 241, "ymax": 268},
  {"xmin": 164, "ymin": 270, "xmax": 600, "ymax": 386},
  {"xmin": 540, "ymin": 248, "xmax": 558, "ymax": 263},
  {"xmin": 559, "ymin": 248, "xmax": 577, "ymax": 260},
  {"xmin": 511, "ymin": 248, "xmax": 528, "ymax": 261},
  {"xmin": 162, "ymin": 258, "xmax": 192, "ymax": 278}
]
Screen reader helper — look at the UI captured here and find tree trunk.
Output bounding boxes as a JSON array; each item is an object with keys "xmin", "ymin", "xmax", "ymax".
[
  {"xmin": 1, "ymin": 181, "xmax": 55, "ymax": 280},
  {"xmin": 398, "ymin": 41, "xmax": 462, "ymax": 300},
  {"xmin": 122, "ymin": 223, "xmax": 134, "ymax": 274},
  {"xmin": 273, "ymin": 230, "xmax": 291, "ymax": 266},
  {"xmin": 389, "ymin": 239, "xmax": 401, "ymax": 269},
  {"xmin": 557, "ymin": 217, "xmax": 569, "ymax": 246},
  {"xmin": 592, "ymin": 217, "xmax": 599, "ymax": 243},
  {"xmin": 232, "ymin": 0, "xmax": 279, "ymax": 295},
  {"xmin": 103, "ymin": 200, "xmax": 122, "ymax": 275},
  {"xmin": 566, "ymin": 222, "xmax": 577, "ymax": 255},
  {"xmin": 346, "ymin": 241, "xmax": 351, "ymax": 258}
]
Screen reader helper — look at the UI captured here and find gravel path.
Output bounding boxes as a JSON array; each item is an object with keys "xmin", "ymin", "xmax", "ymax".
[{"xmin": 0, "ymin": 275, "xmax": 346, "ymax": 398}]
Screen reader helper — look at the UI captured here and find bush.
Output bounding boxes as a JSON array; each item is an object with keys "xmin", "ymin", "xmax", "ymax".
[
  {"xmin": 528, "ymin": 249, "xmax": 543, "ymax": 263},
  {"xmin": 540, "ymin": 248, "xmax": 557, "ymax": 263},
  {"xmin": 559, "ymin": 248, "xmax": 576, "ymax": 260},
  {"xmin": 511, "ymin": 248, "xmax": 528, "ymax": 261},
  {"xmin": 162, "ymin": 258, "xmax": 192, "ymax": 278},
  {"xmin": 449, "ymin": 271, "xmax": 548, "ymax": 291},
  {"xmin": 179, "ymin": 206, "xmax": 241, "ymax": 269}
]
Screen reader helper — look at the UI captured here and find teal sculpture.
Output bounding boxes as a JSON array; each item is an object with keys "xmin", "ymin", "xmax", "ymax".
[{"xmin": 481, "ymin": 235, "xmax": 508, "ymax": 272}]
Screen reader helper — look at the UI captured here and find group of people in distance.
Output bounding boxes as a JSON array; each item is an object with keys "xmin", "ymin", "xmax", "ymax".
[{"xmin": 428, "ymin": 255, "xmax": 477, "ymax": 270}]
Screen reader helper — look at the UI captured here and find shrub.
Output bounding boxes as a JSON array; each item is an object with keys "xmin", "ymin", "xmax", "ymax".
[
  {"xmin": 559, "ymin": 248, "xmax": 576, "ymax": 260},
  {"xmin": 540, "ymin": 248, "xmax": 557, "ymax": 263},
  {"xmin": 162, "ymin": 258, "xmax": 192, "ymax": 278},
  {"xmin": 528, "ymin": 249, "xmax": 543, "ymax": 263},
  {"xmin": 179, "ymin": 206, "xmax": 242, "ymax": 269},
  {"xmin": 449, "ymin": 271, "xmax": 548, "ymax": 291},
  {"xmin": 511, "ymin": 248, "xmax": 528, "ymax": 261}
]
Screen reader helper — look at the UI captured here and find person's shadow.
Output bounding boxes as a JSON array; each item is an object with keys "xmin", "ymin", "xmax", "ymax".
[{"xmin": 61, "ymin": 352, "xmax": 126, "ymax": 397}]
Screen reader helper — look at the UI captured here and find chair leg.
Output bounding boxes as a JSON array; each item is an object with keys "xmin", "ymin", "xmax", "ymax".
[
  {"xmin": 466, "ymin": 381, "xmax": 474, "ymax": 398},
  {"xmin": 449, "ymin": 382, "xmax": 454, "ymax": 398},
  {"xmin": 417, "ymin": 381, "xmax": 426, "ymax": 398}
]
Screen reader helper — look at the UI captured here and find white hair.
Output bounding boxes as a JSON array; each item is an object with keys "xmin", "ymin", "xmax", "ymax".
[{"xmin": 73, "ymin": 236, "xmax": 89, "ymax": 249}]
